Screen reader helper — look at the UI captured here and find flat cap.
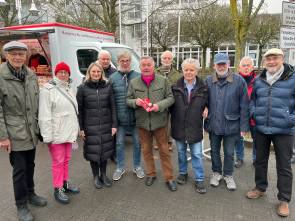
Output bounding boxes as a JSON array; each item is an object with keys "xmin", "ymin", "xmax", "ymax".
[
  {"xmin": 263, "ymin": 48, "xmax": 284, "ymax": 57},
  {"xmin": 3, "ymin": 41, "xmax": 28, "ymax": 51}
]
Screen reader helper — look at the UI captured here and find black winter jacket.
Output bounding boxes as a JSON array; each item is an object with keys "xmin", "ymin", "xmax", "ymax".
[
  {"xmin": 170, "ymin": 77, "xmax": 208, "ymax": 143},
  {"xmin": 76, "ymin": 79, "xmax": 117, "ymax": 162}
]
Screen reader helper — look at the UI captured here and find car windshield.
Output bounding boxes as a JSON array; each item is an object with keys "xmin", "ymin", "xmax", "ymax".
[{"xmin": 102, "ymin": 47, "xmax": 140, "ymax": 72}]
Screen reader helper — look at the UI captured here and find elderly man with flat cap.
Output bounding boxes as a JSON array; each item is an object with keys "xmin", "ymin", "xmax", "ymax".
[
  {"xmin": 246, "ymin": 48, "xmax": 295, "ymax": 217},
  {"xmin": 0, "ymin": 41, "xmax": 47, "ymax": 221}
]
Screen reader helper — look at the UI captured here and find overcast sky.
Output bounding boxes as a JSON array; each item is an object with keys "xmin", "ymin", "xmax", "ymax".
[
  {"xmin": 219, "ymin": 0, "xmax": 287, "ymax": 14},
  {"xmin": 260, "ymin": 0, "xmax": 284, "ymax": 14}
]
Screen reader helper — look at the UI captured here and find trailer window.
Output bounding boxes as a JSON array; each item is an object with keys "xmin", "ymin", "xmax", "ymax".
[
  {"xmin": 102, "ymin": 47, "xmax": 140, "ymax": 72},
  {"xmin": 76, "ymin": 49, "xmax": 98, "ymax": 75}
]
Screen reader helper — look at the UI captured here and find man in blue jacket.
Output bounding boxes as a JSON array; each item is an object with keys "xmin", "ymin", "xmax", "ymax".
[
  {"xmin": 109, "ymin": 51, "xmax": 145, "ymax": 181},
  {"xmin": 205, "ymin": 53, "xmax": 249, "ymax": 191},
  {"xmin": 246, "ymin": 48, "xmax": 295, "ymax": 217}
]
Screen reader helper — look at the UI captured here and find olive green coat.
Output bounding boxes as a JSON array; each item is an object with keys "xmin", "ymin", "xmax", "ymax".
[
  {"xmin": 0, "ymin": 63, "xmax": 40, "ymax": 151},
  {"xmin": 126, "ymin": 74, "xmax": 174, "ymax": 131},
  {"xmin": 155, "ymin": 66, "xmax": 182, "ymax": 86}
]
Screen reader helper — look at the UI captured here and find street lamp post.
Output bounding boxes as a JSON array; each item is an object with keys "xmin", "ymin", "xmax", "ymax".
[
  {"xmin": 176, "ymin": 0, "xmax": 182, "ymax": 70},
  {"xmin": 146, "ymin": 0, "xmax": 149, "ymax": 56},
  {"xmin": 119, "ymin": 0, "xmax": 122, "ymax": 44}
]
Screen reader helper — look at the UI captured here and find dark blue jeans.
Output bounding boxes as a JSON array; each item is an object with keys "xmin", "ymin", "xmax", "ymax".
[
  {"xmin": 116, "ymin": 125, "xmax": 141, "ymax": 170},
  {"xmin": 209, "ymin": 133, "xmax": 239, "ymax": 176},
  {"xmin": 175, "ymin": 140, "xmax": 204, "ymax": 181},
  {"xmin": 235, "ymin": 126, "xmax": 257, "ymax": 161}
]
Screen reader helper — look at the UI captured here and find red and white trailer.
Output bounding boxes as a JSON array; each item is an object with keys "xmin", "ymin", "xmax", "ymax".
[{"xmin": 0, "ymin": 22, "xmax": 139, "ymax": 87}]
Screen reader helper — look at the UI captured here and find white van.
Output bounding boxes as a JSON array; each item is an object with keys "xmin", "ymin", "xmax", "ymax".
[{"xmin": 0, "ymin": 22, "xmax": 140, "ymax": 88}]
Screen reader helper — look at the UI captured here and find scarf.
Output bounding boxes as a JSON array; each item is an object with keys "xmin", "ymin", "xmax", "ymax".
[
  {"xmin": 141, "ymin": 74, "xmax": 155, "ymax": 87},
  {"xmin": 160, "ymin": 65, "xmax": 172, "ymax": 76},
  {"xmin": 266, "ymin": 65, "xmax": 284, "ymax": 85},
  {"xmin": 7, "ymin": 62, "xmax": 27, "ymax": 82}
]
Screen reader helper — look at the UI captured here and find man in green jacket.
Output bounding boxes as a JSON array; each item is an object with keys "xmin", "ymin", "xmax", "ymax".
[
  {"xmin": 156, "ymin": 51, "xmax": 182, "ymax": 150},
  {"xmin": 127, "ymin": 56, "xmax": 177, "ymax": 191},
  {"xmin": 0, "ymin": 41, "xmax": 47, "ymax": 221}
]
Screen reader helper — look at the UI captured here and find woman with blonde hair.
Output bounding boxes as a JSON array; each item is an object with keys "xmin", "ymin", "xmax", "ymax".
[{"xmin": 76, "ymin": 62, "xmax": 117, "ymax": 189}]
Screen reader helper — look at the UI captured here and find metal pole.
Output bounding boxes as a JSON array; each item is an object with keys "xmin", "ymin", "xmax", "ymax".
[
  {"xmin": 146, "ymin": 0, "xmax": 149, "ymax": 56},
  {"xmin": 16, "ymin": 0, "xmax": 22, "ymax": 25},
  {"xmin": 176, "ymin": 0, "xmax": 181, "ymax": 70},
  {"xmin": 119, "ymin": 0, "xmax": 122, "ymax": 44}
]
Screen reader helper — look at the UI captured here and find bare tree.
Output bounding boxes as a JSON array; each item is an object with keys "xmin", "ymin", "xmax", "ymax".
[
  {"xmin": 248, "ymin": 14, "xmax": 280, "ymax": 72},
  {"xmin": 0, "ymin": 0, "xmax": 45, "ymax": 26},
  {"xmin": 183, "ymin": 4, "xmax": 233, "ymax": 74},
  {"xmin": 0, "ymin": 0, "xmax": 17, "ymax": 26},
  {"xmin": 230, "ymin": 0, "xmax": 265, "ymax": 68},
  {"xmin": 150, "ymin": 13, "xmax": 178, "ymax": 51}
]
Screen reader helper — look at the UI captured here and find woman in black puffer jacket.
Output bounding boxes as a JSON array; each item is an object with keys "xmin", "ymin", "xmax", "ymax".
[{"xmin": 76, "ymin": 62, "xmax": 117, "ymax": 189}]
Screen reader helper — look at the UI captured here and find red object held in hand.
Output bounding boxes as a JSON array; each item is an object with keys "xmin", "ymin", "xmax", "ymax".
[{"xmin": 140, "ymin": 98, "xmax": 153, "ymax": 111}]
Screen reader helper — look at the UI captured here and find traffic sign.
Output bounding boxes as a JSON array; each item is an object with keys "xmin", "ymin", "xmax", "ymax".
[
  {"xmin": 280, "ymin": 27, "xmax": 295, "ymax": 48},
  {"xmin": 282, "ymin": 1, "xmax": 295, "ymax": 27}
]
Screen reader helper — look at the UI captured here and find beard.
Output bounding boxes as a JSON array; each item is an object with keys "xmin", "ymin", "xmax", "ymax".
[
  {"xmin": 266, "ymin": 66, "xmax": 281, "ymax": 74},
  {"xmin": 216, "ymin": 70, "xmax": 228, "ymax": 76}
]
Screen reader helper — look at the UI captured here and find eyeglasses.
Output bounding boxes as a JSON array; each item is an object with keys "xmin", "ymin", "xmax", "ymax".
[
  {"xmin": 119, "ymin": 59, "xmax": 130, "ymax": 63},
  {"xmin": 241, "ymin": 64, "xmax": 252, "ymax": 67},
  {"xmin": 8, "ymin": 52, "xmax": 26, "ymax": 57},
  {"xmin": 265, "ymin": 56, "xmax": 283, "ymax": 62}
]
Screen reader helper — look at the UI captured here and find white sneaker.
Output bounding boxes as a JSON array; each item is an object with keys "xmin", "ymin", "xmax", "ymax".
[
  {"xmin": 112, "ymin": 168, "xmax": 125, "ymax": 181},
  {"xmin": 224, "ymin": 175, "xmax": 236, "ymax": 191},
  {"xmin": 133, "ymin": 167, "xmax": 145, "ymax": 179},
  {"xmin": 210, "ymin": 172, "xmax": 223, "ymax": 187}
]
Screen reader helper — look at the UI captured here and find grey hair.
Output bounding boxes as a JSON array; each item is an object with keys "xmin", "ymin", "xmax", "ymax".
[
  {"xmin": 140, "ymin": 56, "xmax": 155, "ymax": 65},
  {"xmin": 181, "ymin": 58, "xmax": 200, "ymax": 70},
  {"xmin": 240, "ymin": 56, "xmax": 254, "ymax": 66},
  {"xmin": 84, "ymin": 62, "xmax": 108, "ymax": 82},
  {"xmin": 161, "ymin": 50, "xmax": 174, "ymax": 59},
  {"xmin": 117, "ymin": 51, "xmax": 132, "ymax": 62},
  {"xmin": 98, "ymin": 50, "xmax": 111, "ymax": 59}
]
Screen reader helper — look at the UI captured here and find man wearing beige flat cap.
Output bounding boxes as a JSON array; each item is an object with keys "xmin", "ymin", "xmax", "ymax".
[
  {"xmin": 0, "ymin": 41, "xmax": 47, "ymax": 221},
  {"xmin": 246, "ymin": 48, "xmax": 295, "ymax": 217}
]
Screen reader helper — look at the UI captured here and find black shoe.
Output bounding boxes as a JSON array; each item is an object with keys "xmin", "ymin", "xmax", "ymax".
[
  {"xmin": 195, "ymin": 181, "xmax": 207, "ymax": 194},
  {"xmin": 234, "ymin": 159, "xmax": 244, "ymax": 168},
  {"xmin": 166, "ymin": 180, "xmax": 177, "ymax": 191},
  {"xmin": 145, "ymin": 176, "xmax": 156, "ymax": 186},
  {"xmin": 54, "ymin": 188, "xmax": 70, "ymax": 204},
  {"xmin": 100, "ymin": 174, "xmax": 112, "ymax": 187},
  {"xmin": 176, "ymin": 174, "xmax": 188, "ymax": 185},
  {"xmin": 94, "ymin": 176, "xmax": 103, "ymax": 189},
  {"xmin": 28, "ymin": 192, "xmax": 47, "ymax": 207},
  {"xmin": 63, "ymin": 181, "xmax": 80, "ymax": 194},
  {"xmin": 17, "ymin": 204, "xmax": 33, "ymax": 221}
]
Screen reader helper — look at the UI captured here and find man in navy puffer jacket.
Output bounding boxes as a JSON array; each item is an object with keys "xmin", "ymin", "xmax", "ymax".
[{"xmin": 246, "ymin": 48, "xmax": 295, "ymax": 218}]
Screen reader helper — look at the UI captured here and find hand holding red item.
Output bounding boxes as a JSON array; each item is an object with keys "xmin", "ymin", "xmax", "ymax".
[
  {"xmin": 148, "ymin": 104, "xmax": 159, "ymax": 112},
  {"xmin": 138, "ymin": 98, "xmax": 154, "ymax": 112}
]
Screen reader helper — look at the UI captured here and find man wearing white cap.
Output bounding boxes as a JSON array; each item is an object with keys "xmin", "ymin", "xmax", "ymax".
[
  {"xmin": 246, "ymin": 48, "xmax": 295, "ymax": 217},
  {"xmin": 0, "ymin": 41, "xmax": 47, "ymax": 221}
]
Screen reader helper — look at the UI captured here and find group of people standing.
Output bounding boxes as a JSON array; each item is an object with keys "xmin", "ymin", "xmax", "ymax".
[{"xmin": 0, "ymin": 40, "xmax": 294, "ymax": 221}]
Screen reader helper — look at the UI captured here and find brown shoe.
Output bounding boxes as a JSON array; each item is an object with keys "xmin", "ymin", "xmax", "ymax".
[
  {"xmin": 246, "ymin": 188, "xmax": 265, "ymax": 199},
  {"xmin": 277, "ymin": 201, "xmax": 289, "ymax": 217}
]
